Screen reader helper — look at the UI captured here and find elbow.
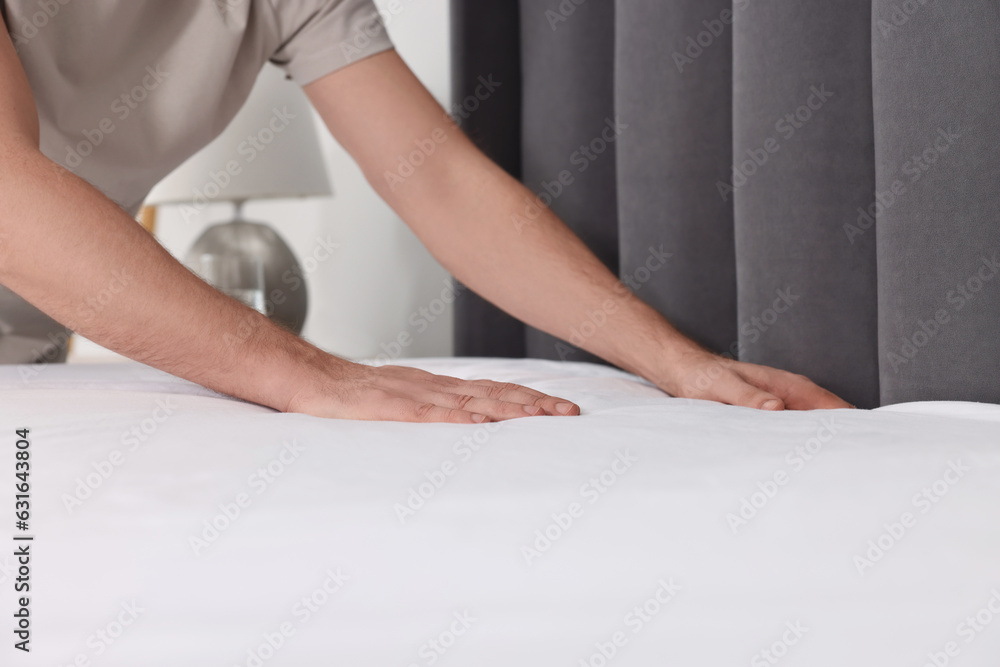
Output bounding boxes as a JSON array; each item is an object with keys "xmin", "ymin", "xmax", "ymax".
[
  {"xmin": 0, "ymin": 146, "xmax": 47, "ymax": 268},
  {"xmin": 0, "ymin": 105, "xmax": 42, "ymax": 157},
  {"xmin": 0, "ymin": 93, "xmax": 43, "ymax": 160},
  {"xmin": 0, "ymin": 129, "xmax": 41, "ymax": 163}
]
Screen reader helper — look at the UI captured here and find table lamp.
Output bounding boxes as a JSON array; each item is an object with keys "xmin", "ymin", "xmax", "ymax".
[{"xmin": 144, "ymin": 63, "xmax": 332, "ymax": 335}]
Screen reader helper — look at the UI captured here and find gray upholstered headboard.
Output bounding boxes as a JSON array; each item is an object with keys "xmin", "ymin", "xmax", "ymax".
[{"xmin": 450, "ymin": 0, "xmax": 1000, "ymax": 409}]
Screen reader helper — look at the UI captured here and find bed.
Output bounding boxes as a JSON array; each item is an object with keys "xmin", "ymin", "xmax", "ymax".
[{"xmin": 2, "ymin": 357, "xmax": 999, "ymax": 665}]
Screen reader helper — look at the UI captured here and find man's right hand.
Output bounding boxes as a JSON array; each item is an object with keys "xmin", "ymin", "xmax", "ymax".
[{"xmin": 287, "ymin": 361, "xmax": 581, "ymax": 422}]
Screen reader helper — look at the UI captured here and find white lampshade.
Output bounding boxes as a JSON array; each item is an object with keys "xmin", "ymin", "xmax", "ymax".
[{"xmin": 145, "ymin": 63, "xmax": 332, "ymax": 206}]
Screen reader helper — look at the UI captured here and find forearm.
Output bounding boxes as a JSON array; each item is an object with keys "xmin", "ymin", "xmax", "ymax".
[
  {"xmin": 379, "ymin": 147, "xmax": 697, "ymax": 382},
  {"xmin": 0, "ymin": 146, "xmax": 341, "ymax": 410},
  {"xmin": 305, "ymin": 52, "xmax": 698, "ymax": 383}
]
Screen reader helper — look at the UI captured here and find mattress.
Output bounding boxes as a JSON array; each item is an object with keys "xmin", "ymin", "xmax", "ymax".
[{"xmin": 2, "ymin": 357, "xmax": 999, "ymax": 666}]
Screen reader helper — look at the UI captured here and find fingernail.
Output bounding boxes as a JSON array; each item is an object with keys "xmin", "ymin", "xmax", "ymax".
[
  {"xmin": 472, "ymin": 414, "xmax": 488, "ymax": 423},
  {"xmin": 761, "ymin": 399, "xmax": 782, "ymax": 411},
  {"xmin": 523, "ymin": 405, "xmax": 542, "ymax": 416},
  {"xmin": 555, "ymin": 402, "xmax": 574, "ymax": 415}
]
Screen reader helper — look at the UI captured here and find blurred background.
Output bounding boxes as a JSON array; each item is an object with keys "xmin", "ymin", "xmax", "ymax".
[{"xmin": 72, "ymin": 0, "xmax": 454, "ymax": 363}]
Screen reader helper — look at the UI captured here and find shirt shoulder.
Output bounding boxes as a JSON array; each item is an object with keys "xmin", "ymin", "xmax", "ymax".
[{"xmin": 265, "ymin": 0, "xmax": 394, "ymax": 84}]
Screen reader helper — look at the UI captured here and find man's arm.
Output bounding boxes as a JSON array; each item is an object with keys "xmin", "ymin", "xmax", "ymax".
[
  {"xmin": 305, "ymin": 50, "xmax": 850, "ymax": 410},
  {"xmin": 0, "ymin": 22, "xmax": 579, "ymax": 423}
]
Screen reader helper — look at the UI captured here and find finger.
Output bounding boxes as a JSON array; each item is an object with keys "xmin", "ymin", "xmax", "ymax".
[
  {"xmin": 377, "ymin": 397, "xmax": 489, "ymax": 424},
  {"xmin": 463, "ymin": 379, "xmax": 580, "ymax": 416},
  {"xmin": 736, "ymin": 364, "xmax": 851, "ymax": 410},
  {"xmin": 372, "ymin": 368, "xmax": 581, "ymax": 417},
  {"xmin": 424, "ymin": 392, "xmax": 548, "ymax": 421},
  {"xmin": 378, "ymin": 371, "xmax": 579, "ymax": 417},
  {"xmin": 371, "ymin": 368, "xmax": 536, "ymax": 419},
  {"xmin": 709, "ymin": 369, "xmax": 786, "ymax": 411}
]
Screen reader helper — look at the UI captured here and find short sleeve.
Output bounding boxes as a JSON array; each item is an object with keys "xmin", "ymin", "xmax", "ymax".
[{"xmin": 267, "ymin": 0, "xmax": 394, "ymax": 85}]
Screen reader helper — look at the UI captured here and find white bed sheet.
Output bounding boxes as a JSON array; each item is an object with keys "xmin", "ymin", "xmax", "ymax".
[{"xmin": 1, "ymin": 357, "xmax": 999, "ymax": 666}]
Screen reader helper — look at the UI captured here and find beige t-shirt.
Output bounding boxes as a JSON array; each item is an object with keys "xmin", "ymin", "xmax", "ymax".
[{"xmin": 2, "ymin": 0, "xmax": 394, "ymax": 215}]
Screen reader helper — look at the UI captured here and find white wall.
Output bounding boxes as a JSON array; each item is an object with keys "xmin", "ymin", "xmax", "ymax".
[{"xmin": 154, "ymin": 1, "xmax": 454, "ymax": 363}]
